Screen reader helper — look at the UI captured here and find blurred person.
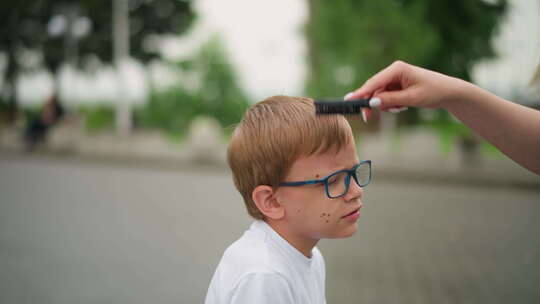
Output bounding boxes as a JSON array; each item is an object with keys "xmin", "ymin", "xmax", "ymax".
[
  {"xmin": 346, "ymin": 60, "xmax": 540, "ymax": 175},
  {"xmin": 205, "ymin": 96, "xmax": 370, "ymax": 304},
  {"xmin": 24, "ymin": 94, "xmax": 65, "ymax": 151}
]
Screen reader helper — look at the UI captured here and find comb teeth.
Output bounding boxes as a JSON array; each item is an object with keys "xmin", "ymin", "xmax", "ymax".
[{"xmin": 315, "ymin": 99, "xmax": 370, "ymax": 115}]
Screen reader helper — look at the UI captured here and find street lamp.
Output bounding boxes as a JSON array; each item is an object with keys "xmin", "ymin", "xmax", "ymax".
[{"xmin": 113, "ymin": 0, "xmax": 132, "ymax": 136}]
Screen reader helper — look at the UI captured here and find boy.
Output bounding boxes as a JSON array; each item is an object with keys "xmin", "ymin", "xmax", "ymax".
[{"xmin": 205, "ymin": 95, "xmax": 371, "ymax": 304}]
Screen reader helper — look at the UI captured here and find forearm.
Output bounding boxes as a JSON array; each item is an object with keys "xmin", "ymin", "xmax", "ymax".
[{"xmin": 444, "ymin": 82, "xmax": 540, "ymax": 175}]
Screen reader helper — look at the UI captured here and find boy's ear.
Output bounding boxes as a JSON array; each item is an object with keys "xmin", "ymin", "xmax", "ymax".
[{"xmin": 252, "ymin": 185, "xmax": 285, "ymax": 220}]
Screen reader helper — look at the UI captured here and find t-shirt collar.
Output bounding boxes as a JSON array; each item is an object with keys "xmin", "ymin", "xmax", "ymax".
[{"xmin": 252, "ymin": 220, "xmax": 314, "ymax": 268}]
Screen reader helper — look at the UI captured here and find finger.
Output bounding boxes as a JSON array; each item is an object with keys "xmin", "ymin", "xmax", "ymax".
[
  {"xmin": 343, "ymin": 92, "xmax": 376, "ymax": 122},
  {"xmin": 361, "ymin": 108, "xmax": 372, "ymax": 123},
  {"xmin": 388, "ymin": 107, "xmax": 408, "ymax": 113},
  {"xmin": 375, "ymin": 88, "xmax": 417, "ymax": 110},
  {"xmin": 350, "ymin": 62, "xmax": 404, "ymax": 100},
  {"xmin": 344, "ymin": 92, "xmax": 355, "ymax": 101}
]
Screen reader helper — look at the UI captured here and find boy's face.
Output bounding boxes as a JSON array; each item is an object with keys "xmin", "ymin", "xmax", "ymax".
[{"xmin": 275, "ymin": 139, "xmax": 364, "ymax": 241}]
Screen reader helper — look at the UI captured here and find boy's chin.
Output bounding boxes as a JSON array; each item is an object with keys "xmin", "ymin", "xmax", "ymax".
[{"xmin": 326, "ymin": 223, "xmax": 358, "ymax": 239}]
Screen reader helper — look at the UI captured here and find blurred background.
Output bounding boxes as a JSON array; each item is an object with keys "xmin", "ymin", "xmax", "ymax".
[{"xmin": 0, "ymin": 0, "xmax": 539, "ymax": 303}]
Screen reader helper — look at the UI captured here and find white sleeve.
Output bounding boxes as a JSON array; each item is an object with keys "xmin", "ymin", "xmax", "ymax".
[{"xmin": 230, "ymin": 272, "xmax": 295, "ymax": 304}]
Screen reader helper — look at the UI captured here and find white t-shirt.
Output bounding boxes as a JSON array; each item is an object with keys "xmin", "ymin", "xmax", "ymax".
[{"xmin": 205, "ymin": 220, "xmax": 326, "ymax": 304}]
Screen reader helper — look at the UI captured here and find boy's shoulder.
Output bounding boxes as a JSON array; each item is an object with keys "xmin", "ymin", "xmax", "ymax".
[
  {"xmin": 220, "ymin": 221, "xmax": 277, "ymax": 275},
  {"xmin": 218, "ymin": 221, "xmax": 324, "ymax": 278}
]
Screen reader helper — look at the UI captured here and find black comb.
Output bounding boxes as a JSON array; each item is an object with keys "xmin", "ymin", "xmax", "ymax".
[{"xmin": 314, "ymin": 99, "xmax": 370, "ymax": 115}]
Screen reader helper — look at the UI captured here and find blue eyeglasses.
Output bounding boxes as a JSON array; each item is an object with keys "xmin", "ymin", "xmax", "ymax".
[{"xmin": 279, "ymin": 160, "xmax": 372, "ymax": 199}]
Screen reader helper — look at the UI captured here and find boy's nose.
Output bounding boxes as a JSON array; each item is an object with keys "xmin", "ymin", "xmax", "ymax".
[{"xmin": 344, "ymin": 179, "xmax": 363, "ymax": 202}]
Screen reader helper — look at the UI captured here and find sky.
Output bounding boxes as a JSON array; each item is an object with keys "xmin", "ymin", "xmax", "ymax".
[
  {"xmin": 162, "ymin": 0, "xmax": 308, "ymax": 101},
  {"xmin": 471, "ymin": 0, "xmax": 540, "ymax": 102}
]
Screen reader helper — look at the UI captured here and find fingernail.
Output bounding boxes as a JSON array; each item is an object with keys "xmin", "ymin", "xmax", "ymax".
[
  {"xmin": 388, "ymin": 107, "xmax": 408, "ymax": 113},
  {"xmin": 369, "ymin": 97, "xmax": 381, "ymax": 108},
  {"xmin": 361, "ymin": 109, "xmax": 367, "ymax": 123},
  {"xmin": 344, "ymin": 92, "xmax": 354, "ymax": 100}
]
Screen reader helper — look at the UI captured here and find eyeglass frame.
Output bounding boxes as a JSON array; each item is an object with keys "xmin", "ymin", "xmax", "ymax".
[{"xmin": 279, "ymin": 160, "xmax": 372, "ymax": 199}]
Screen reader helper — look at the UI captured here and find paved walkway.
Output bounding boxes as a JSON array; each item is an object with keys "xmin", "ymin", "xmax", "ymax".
[{"xmin": 1, "ymin": 155, "xmax": 539, "ymax": 304}]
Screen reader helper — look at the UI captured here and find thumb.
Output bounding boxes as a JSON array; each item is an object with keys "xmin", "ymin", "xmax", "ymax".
[{"xmin": 375, "ymin": 88, "xmax": 418, "ymax": 110}]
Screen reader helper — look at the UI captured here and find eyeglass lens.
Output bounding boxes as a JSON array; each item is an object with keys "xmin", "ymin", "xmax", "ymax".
[{"xmin": 327, "ymin": 163, "xmax": 370, "ymax": 198}]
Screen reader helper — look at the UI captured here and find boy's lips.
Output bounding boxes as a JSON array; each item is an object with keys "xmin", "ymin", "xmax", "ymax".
[{"xmin": 341, "ymin": 207, "xmax": 361, "ymax": 218}]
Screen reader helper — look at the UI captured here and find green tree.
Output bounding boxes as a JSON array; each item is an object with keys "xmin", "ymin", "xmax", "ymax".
[
  {"xmin": 305, "ymin": 0, "xmax": 507, "ymax": 98},
  {"xmin": 137, "ymin": 36, "xmax": 250, "ymax": 139},
  {"xmin": 196, "ymin": 37, "xmax": 251, "ymax": 129},
  {"xmin": 0, "ymin": 1, "xmax": 53, "ymax": 122},
  {"xmin": 0, "ymin": 0, "xmax": 195, "ymax": 122}
]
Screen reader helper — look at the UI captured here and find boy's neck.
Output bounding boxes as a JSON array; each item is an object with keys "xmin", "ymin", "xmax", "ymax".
[{"xmin": 264, "ymin": 219, "xmax": 318, "ymax": 258}]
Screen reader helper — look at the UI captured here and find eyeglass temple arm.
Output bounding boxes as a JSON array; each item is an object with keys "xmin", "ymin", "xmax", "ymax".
[{"xmin": 280, "ymin": 180, "xmax": 323, "ymax": 186}]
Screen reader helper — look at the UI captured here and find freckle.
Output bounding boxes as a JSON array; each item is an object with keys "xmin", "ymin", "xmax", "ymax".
[
  {"xmin": 326, "ymin": 220, "xmax": 329, "ymax": 223},
  {"xmin": 315, "ymin": 174, "xmax": 320, "ymax": 178},
  {"xmin": 321, "ymin": 213, "xmax": 325, "ymax": 217},
  {"xmin": 327, "ymin": 214, "xmax": 330, "ymax": 217},
  {"xmin": 297, "ymin": 209, "xmax": 301, "ymax": 213}
]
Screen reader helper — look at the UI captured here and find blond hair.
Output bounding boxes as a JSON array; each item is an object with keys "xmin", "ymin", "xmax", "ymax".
[{"xmin": 227, "ymin": 95, "xmax": 353, "ymax": 219}]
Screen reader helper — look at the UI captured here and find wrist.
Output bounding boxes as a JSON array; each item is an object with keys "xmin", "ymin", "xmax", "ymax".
[{"xmin": 439, "ymin": 77, "xmax": 477, "ymax": 112}]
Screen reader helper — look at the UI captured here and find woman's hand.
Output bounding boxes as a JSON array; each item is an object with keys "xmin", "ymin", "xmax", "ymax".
[{"xmin": 345, "ymin": 61, "xmax": 473, "ymax": 121}]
